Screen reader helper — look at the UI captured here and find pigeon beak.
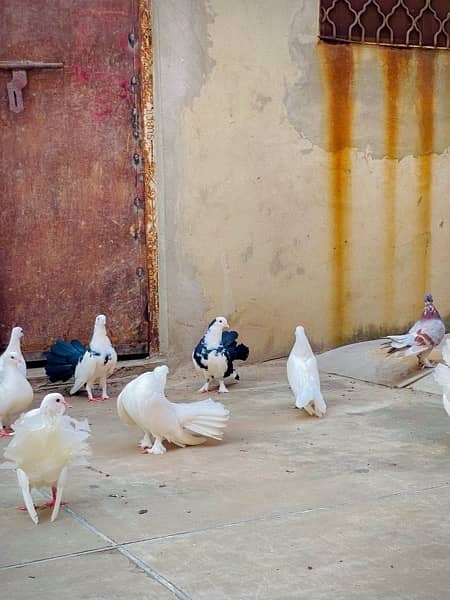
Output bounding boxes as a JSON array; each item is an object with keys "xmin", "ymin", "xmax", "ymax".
[
  {"xmin": 223, "ymin": 320, "xmax": 229, "ymax": 328},
  {"xmin": 62, "ymin": 399, "xmax": 72, "ymax": 408}
]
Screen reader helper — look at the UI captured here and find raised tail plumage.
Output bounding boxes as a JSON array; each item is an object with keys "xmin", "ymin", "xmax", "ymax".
[
  {"xmin": 222, "ymin": 331, "xmax": 249, "ymax": 362},
  {"xmin": 45, "ymin": 339, "xmax": 85, "ymax": 382},
  {"xmin": 175, "ymin": 398, "xmax": 230, "ymax": 441}
]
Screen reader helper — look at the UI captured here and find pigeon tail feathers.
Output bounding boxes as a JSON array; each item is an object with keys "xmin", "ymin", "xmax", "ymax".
[
  {"xmin": 45, "ymin": 340, "xmax": 86, "ymax": 382},
  {"xmin": 227, "ymin": 342, "xmax": 249, "ymax": 363}
]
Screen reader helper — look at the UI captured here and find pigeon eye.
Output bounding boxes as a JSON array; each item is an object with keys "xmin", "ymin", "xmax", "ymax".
[{"xmin": 56, "ymin": 398, "xmax": 60, "ymax": 403}]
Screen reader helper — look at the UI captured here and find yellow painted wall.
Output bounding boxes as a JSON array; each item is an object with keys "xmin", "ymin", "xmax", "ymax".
[{"xmin": 152, "ymin": 0, "xmax": 450, "ymax": 362}]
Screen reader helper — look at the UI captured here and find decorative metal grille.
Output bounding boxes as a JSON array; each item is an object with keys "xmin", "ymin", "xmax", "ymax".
[{"xmin": 319, "ymin": 0, "xmax": 450, "ymax": 49}]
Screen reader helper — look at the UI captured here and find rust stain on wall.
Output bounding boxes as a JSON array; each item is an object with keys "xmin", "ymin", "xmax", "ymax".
[
  {"xmin": 382, "ymin": 47, "xmax": 410, "ymax": 323},
  {"xmin": 139, "ymin": 0, "xmax": 159, "ymax": 353},
  {"xmin": 319, "ymin": 42, "xmax": 354, "ymax": 346},
  {"xmin": 415, "ymin": 50, "xmax": 435, "ymax": 298}
]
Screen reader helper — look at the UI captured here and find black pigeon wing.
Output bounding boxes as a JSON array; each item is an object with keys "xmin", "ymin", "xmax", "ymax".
[
  {"xmin": 221, "ymin": 330, "xmax": 239, "ymax": 347},
  {"xmin": 193, "ymin": 337, "xmax": 209, "ymax": 370}
]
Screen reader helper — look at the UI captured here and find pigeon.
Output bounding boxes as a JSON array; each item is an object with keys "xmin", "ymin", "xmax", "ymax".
[
  {"xmin": 117, "ymin": 365, "xmax": 230, "ymax": 455},
  {"xmin": 0, "ymin": 352, "xmax": 33, "ymax": 436},
  {"xmin": 2, "ymin": 393, "xmax": 91, "ymax": 524},
  {"xmin": 433, "ymin": 339, "xmax": 450, "ymax": 416},
  {"xmin": 287, "ymin": 325, "xmax": 326, "ymax": 418},
  {"xmin": 0, "ymin": 326, "xmax": 26, "ymax": 377},
  {"xmin": 384, "ymin": 294, "xmax": 445, "ymax": 368},
  {"xmin": 45, "ymin": 314, "xmax": 117, "ymax": 401},
  {"xmin": 192, "ymin": 317, "xmax": 249, "ymax": 393}
]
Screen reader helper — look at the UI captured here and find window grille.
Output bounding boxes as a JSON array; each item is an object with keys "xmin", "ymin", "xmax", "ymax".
[{"xmin": 319, "ymin": 0, "xmax": 450, "ymax": 49}]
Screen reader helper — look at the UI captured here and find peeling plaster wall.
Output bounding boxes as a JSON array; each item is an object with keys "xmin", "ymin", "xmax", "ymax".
[{"xmin": 152, "ymin": 0, "xmax": 450, "ymax": 364}]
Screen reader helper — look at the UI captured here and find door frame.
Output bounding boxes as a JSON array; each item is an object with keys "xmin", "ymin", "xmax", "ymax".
[{"xmin": 138, "ymin": 0, "xmax": 159, "ymax": 356}]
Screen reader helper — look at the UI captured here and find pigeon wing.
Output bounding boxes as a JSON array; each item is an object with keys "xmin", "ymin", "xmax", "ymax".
[{"xmin": 70, "ymin": 352, "xmax": 97, "ymax": 394}]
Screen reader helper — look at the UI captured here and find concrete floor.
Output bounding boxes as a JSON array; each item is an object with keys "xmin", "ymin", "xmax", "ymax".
[{"xmin": 2, "ymin": 355, "xmax": 450, "ymax": 599}]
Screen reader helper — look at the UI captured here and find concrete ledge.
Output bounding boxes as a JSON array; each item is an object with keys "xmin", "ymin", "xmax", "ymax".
[{"xmin": 28, "ymin": 355, "xmax": 167, "ymax": 391}]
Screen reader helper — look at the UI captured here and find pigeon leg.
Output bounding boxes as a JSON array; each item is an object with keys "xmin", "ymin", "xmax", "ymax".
[
  {"xmin": 139, "ymin": 431, "xmax": 153, "ymax": 449},
  {"xmin": 51, "ymin": 467, "xmax": 68, "ymax": 522},
  {"xmin": 303, "ymin": 403, "xmax": 315, "ymax": 417},
  {"xmin": 100, "ymin": 377, "xmax": 109, "ymax": 400},
  {"xmin": 86, "ymin": 383, "xmax": 103, "ymax": 402},
  {"xmin": 146, "ymin": 437, "xmax": 166, "ymax": 455},
  {"xmin": 44, "ymin": 486, "xmax": 67, "ymax": 508},
  {"xmin": 218, "ymin": 380, "xmax": 229, "ymax": 393},
  {"xmin": 418, "ymin": 349, "xmax": 435, "ymax": 368},
  {"xmin": 198, "ymin": 380, "xmax": 210, "ymax": 393},
  {"xmin": 17, "ymin": 468, "xmax": 38, "ymax": 524}
]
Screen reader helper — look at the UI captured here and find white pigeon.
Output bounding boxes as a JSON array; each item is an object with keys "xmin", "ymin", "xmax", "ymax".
[
  {"xmin": 117, "ymin": 365, "xmax": 230, "ymax": 454},
  {"xmin": 0, "ymin": 352, "xmax": 33, "ymax": 436},
  {"xmin": 287, "ymin": 325, "xmax": 326, "ymax": 418},
  {"xmin": 2, "ymin": 393, "xmax": 91, "ymax": 524},
  {"xmin": 0, "ymin": 326, "xmax": 26, "ymax": 377},
  {"xmin": 45, "ymin": 314, "xmax": 117, "ymax": 401},
  {"xmin": 384, "ymin": 293, "xmax": 445, "ymax": 368},
  {"xmin": 433, "ymin": 339, "xmax": 450, "ymax": 416}
]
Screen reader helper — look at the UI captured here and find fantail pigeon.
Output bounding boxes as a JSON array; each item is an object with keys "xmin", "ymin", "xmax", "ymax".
[
  {"xmin": 2, "ymin": 393, "xmax": 91, "ymax": 524},
  {"xmin": 192, "ymin": 317, "xmax": 249, "ymax": 393},
  {"xmin": 45, "ymin": 314, "xmax": 117, "ymax": 401},
  {"xmin": 117, "ymin": 365, "xmax": 230, "ymax": 455}
]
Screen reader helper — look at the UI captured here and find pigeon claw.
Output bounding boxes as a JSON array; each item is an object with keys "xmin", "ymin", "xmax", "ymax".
[
  {"xmin": 0, "ymin": 429, "xmax": 14, "ymax": 437},
  {"xmin": 44, "ymin": 500, "xmax": 67, "ymax": 508}
]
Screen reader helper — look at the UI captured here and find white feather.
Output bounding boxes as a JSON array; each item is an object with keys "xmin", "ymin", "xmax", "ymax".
[
  {"xmin": 2, "ymin": 393, "xmax": 91, "ymax": 523},
  {"xmin": 0, "ymin": 327, "xmax": 26, "ymax": 377},
  {"xmin": 117, "ymin": 365, "xmax": 230, "ymax": 454},
  {"xmin": 433, "ymin": 364, "xmax": 450, "ymax": 417},
  {"xmin": 441, "ymin": 339, "xmax": 450, "ymax": 366},
  {"xmin": 287, "ymin": 326, "xmax": 326, "ymax": 418},
  {"xmin": 0, "ymin": 353, "xmax": 33, "ymax": 429}
]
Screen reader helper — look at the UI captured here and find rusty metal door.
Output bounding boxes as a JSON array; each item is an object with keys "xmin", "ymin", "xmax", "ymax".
[{"xmin": 0, "ymin": 1, "xmax": 151, "ymax": 358}]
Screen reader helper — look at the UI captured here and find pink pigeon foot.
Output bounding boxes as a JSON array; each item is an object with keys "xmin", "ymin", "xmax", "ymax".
[
  {"xmin": 17, "ymin": 504, "xmax": 46, "ymax": 511},
  {"xmin": 88, "ymin": 396, "xmax": 106, "ymax": 402},
  {"xmin": 44, "ymin": 499, "xmax": 67, "ymax": 508},
  {"xmin": 44, "ymin": 487, "xmax": 67, "ymax": 508},
  {"xmin": 0, "ymin": 429, "xmax": 14, "ymax": 437}
]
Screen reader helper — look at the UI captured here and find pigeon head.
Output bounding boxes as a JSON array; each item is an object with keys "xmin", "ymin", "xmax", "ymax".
[
  {"xmin": 209, "ymin": 317, "xmax": 229, "ymax": 329},
  {"xmin": 12, "ymin": 326, "xmax": 24, "ymax": 339},
  {"xmin": 295, "ymin": 325, "xmax": 305, "ymax": 338},
  {"xmin": 5, "ymin": 351, "xmax": 23, "ymax": 368},
  {"xmin": 154, "ymin": 365, "xmax": 169, "ymax": 377},
  {"xmin": 422, "ymin": 293, "xmax": 440, "ymax": 320},
  {"xmin": 293, "ymin": 325, "xmax": 314, "ymax": 359},
  {"xmin": 40, "ymin": 393, "xmax": 69, "ymax": 417},
  {"xmin": 152, "ymin": 365, "xmax": 169, "ymax": 391},
  {"xmin": 95, "ymin": 314, "xmax": 107, "ymax": 326}
]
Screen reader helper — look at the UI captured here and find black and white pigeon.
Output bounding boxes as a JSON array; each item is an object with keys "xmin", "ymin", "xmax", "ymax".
[
  {"xmin": 45, "ymin": 314, "xmax": 117, "ymax": 401},
  {"xmin": 383, "ymin": 293, "xmax": 445, "ymax": 368},
  {"xmin": 192, "ymin": 316, "xmax": 249, "ymax": 393}
]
